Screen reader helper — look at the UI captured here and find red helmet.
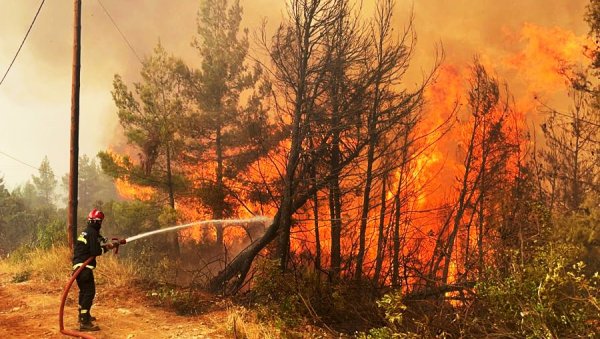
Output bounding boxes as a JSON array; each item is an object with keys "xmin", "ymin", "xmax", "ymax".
[{"xmin": 87, "ymin": 209, "xmax": 105, "ymax": 221}]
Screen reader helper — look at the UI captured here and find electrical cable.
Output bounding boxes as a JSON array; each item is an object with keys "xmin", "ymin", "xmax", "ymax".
[
  {"xmin": 0, "ymin": 150, "xmax": 39, "ymax": 170},
  {"xmin": 0, "ymin": 150, "xmax": 56, "ymax": 177},
  {"xmin": 0, "ymin": 0, "xmax": 46, "ymax": 86},
  {"xmin": 96, "ymin": 0, "xmax": 143, "ymax": 63}
]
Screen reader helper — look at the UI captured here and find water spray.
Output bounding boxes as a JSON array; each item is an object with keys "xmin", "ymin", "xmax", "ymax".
[{"xmin": 124, "ymin": 216, "xmax": 272, "ymax": 243}]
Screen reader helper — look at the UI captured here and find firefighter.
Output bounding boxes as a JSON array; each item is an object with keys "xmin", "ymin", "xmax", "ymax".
[{"xmin": 72, "ymin": 208, "xmax": 116, "ymax": 331}]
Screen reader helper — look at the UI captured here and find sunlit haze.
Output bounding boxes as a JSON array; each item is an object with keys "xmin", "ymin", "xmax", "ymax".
[{"xmin": 0, "ymin": 0, "xmax": 589, "ymax": 189}]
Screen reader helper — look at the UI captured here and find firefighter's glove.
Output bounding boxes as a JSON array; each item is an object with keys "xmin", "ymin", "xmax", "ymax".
[{"xmin": 103, "ymin": 242, "xmax": 117, "ymax": 251}]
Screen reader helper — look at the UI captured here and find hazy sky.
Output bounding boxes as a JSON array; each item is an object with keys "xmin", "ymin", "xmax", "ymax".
[{"xmin": 0, "ymin": 0, "xmax": 590, "ymax": 189}]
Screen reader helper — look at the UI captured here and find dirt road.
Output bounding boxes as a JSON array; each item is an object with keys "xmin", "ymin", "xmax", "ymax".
[{"xmin": 0, "ymin": 271, "xmax": 230, "ymax": 339}]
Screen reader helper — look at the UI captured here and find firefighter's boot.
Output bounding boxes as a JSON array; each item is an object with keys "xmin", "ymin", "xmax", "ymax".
[
  {"xmin": 79, "ymin": 306, "xmax": 96, "ymax": 321},
  {"xmin": 79, "ymin": 309, "xmax": 100, "ymax": 331}
]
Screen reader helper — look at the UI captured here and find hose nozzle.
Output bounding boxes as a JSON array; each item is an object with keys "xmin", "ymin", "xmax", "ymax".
[{"xmin": 110, "ymin": 238, "xmax": 127, "ymax": 254}]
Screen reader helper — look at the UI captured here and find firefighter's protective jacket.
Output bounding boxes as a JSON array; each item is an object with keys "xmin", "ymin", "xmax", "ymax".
[{"xmin": 72, "ymin": 225, "xmax": 109, "ymax": 269}]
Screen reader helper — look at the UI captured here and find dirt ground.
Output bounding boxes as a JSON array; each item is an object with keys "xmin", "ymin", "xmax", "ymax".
[{"xmin": 0, "ymin": 270, "xmax": 231, "ymax": 339}]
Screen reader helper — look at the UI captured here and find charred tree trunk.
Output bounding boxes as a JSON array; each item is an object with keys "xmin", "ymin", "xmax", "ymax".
[
  {"xmin": 324, "ymin": 1, "xmax": 350, "ymax": 281},
  {"xmin": 214, "ymin": 125, "xmax": 225, "ymax": 247},
  {"xmin": 166, "ymin": 142, "xmax": 175, "ymax": 209},
  {"xmin": 392, "ymin": 183, "xmax": 401, "ymax": 288},
  {"xmin": 569, "ymin": 96, "xmax": 583, "ymax": 211},
  {"xmin": 328, "ymin": 66, "xmax": 343, "ymax": 280},
  {"xmin": 374, "ymin": 172, "xmax": 388, "ymax": 284},
  {"xmin": 313, "ymin": 188, "xmax": 322, "ymax": 272},
  {"xmin": 276, "ymin": 0, "xmax": 314, "ymax": 271},
  {"xmin": 329, "ymin": 168, "xmax": 342, "ymax": 279},
  {"xmin": 391, "ymin": 144, "xmax": 409, "ymax": 288},
  {"xmin": 309, "ymin": 158, "xmax": 322, "ymax": 272},
  {"xmin": 477, "ymin": 116, "xmax": 488, "ymax": 275},
  {"xmin": 210, "ymin": 209, "xmax": 281, "ymax": 293},
  {"xmin": 356, "ymin": 123, "xmax": 377, "ymax": 281},
  {"xmin": 440, "ymin": 118, "xmax": 479, "ymax": 285},
  {"xmin": 165, "ymin": 141, "xmax": 180, "ymax": 256}
]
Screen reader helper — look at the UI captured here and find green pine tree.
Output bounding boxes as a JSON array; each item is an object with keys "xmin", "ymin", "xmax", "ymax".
[{"xmin": 179, "ymin": 0, "xmax": 275, "ymax": 246}]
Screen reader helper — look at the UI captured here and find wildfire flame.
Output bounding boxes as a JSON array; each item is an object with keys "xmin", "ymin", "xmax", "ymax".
[
  {"xmin": 115, "ymin": 178, "xmax": 156, "ymax": 201},
  {"xmin": 506, "ymin": 23, "xmax": 592, "ymax": 93},
  {"xmin": 108, "ymin": 19, "xmax": 589, "ymax": 288}
]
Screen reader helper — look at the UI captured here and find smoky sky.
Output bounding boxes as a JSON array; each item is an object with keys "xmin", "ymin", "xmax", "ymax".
[{"xmin": 0, "ymin": 0, "xmax": 590, "ymax": 189}]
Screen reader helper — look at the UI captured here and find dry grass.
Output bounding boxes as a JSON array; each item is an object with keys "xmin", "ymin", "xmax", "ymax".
[
  {"xmin": 95, "ymin": 252, "xmax": 139, "ymax": 288},
  {"xmin": 0, "ymin": 245, "xmax": 138, "ymax": 288},
  {"xmin": 226, "ymin": 306, "xmax": 281, "ymax": 339},
  {"xmin": 0, "ymin": 246, "xmax": 72, "ymax": 283},
  {"xmin": 28, "ymin": 245, "xmax": 72, "ymax": 282},
  {"xmin": 0, "ymin": 257, "xmax": 21, "ymax": 279}
]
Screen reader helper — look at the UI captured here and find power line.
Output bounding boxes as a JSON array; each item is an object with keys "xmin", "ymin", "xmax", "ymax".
[
  {"xmin": 0, "ymin": 150, "xmax": 58, "ymax": 177},
  {"xmin": 96, "ymin": 0, "xmax": 143, "ymax": 64},
  {"xmin": 0, "ymin": 0, "xmax": 46, "ymax": 86},
  {"xmin": 0, "ymin": 150, "xmax": 39, "ymax": 171}
]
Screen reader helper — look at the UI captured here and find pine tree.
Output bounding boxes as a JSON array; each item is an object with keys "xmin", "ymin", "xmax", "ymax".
[
  {"xmin": 31, "ymin": 156, "xmax": 57, "ymax": 207},
  {"xmin": 61, "ymin": 155, "xmax": 117, "ymax": 213},
  {"xmin": 179, "ymin": 0, "xmax": 274, "ymax": 247},
  {"xmin": 100, "ymin": 42, "xmax": 186, "ymax": 210}
]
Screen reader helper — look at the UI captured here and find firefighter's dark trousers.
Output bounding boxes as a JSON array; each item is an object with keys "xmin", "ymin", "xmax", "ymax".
[{"xmin": 75, "ymin": 267, "xmax": 96, "ymax": 321}]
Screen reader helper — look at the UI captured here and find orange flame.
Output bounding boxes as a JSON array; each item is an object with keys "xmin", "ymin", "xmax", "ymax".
[
  {"xmin": 115, "ymin": 178, "xmax": 156, "ymax": 201},
  {"xmin": 506, "ymin": 23, "xmax": 592, "ymax": 94}
]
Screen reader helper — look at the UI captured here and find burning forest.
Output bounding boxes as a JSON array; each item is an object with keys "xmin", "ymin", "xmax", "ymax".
[{"xmin": 0, "ymin": 0, "xmax": 598, "ymax": 337}]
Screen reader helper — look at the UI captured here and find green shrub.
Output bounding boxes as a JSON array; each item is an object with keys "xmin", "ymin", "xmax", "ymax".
[
  {"xmin": 356, "ymin": 291, "xmax": 423, "ymax": 339},
  {"xmin": 36, "ymin": 217, "xmax": 66, "ymax": 249},
  {"xmin": 478, "ymin": 243, "xmax": 599, "ymax": 338},
  {"xmin": 377, "ymin": 291, "xmax": 406, "ymax": 328},
  {"xmin": 250, "ymin": 259, "xmax": 304, "ymax": 327},
  {"xmin": 11, "ymin": 270, "xmax": 31, "ymax": 283},
  {"xmin": 249, "ymin": 258, "xmax": 386, "ymax": 334}
]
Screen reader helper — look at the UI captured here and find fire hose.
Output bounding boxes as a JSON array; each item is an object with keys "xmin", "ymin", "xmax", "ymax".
[{"xmin": 59, "ymin": 238, "xmax": 126, "ymax": 339}]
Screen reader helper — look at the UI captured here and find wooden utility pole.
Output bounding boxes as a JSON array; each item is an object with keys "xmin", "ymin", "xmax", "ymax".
[{"xmin": 68, "ymin": 0, "xmax": 82, "ymax": 248}]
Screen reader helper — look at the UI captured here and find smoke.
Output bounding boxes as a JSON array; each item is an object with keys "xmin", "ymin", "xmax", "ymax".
[
  {"xmin": 0, "ymin": 0, "xmax": 590, "ymax": 187},
  {"xmin": 0, "ymin": 1, "xmax": 201, "ymax": 185}
]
